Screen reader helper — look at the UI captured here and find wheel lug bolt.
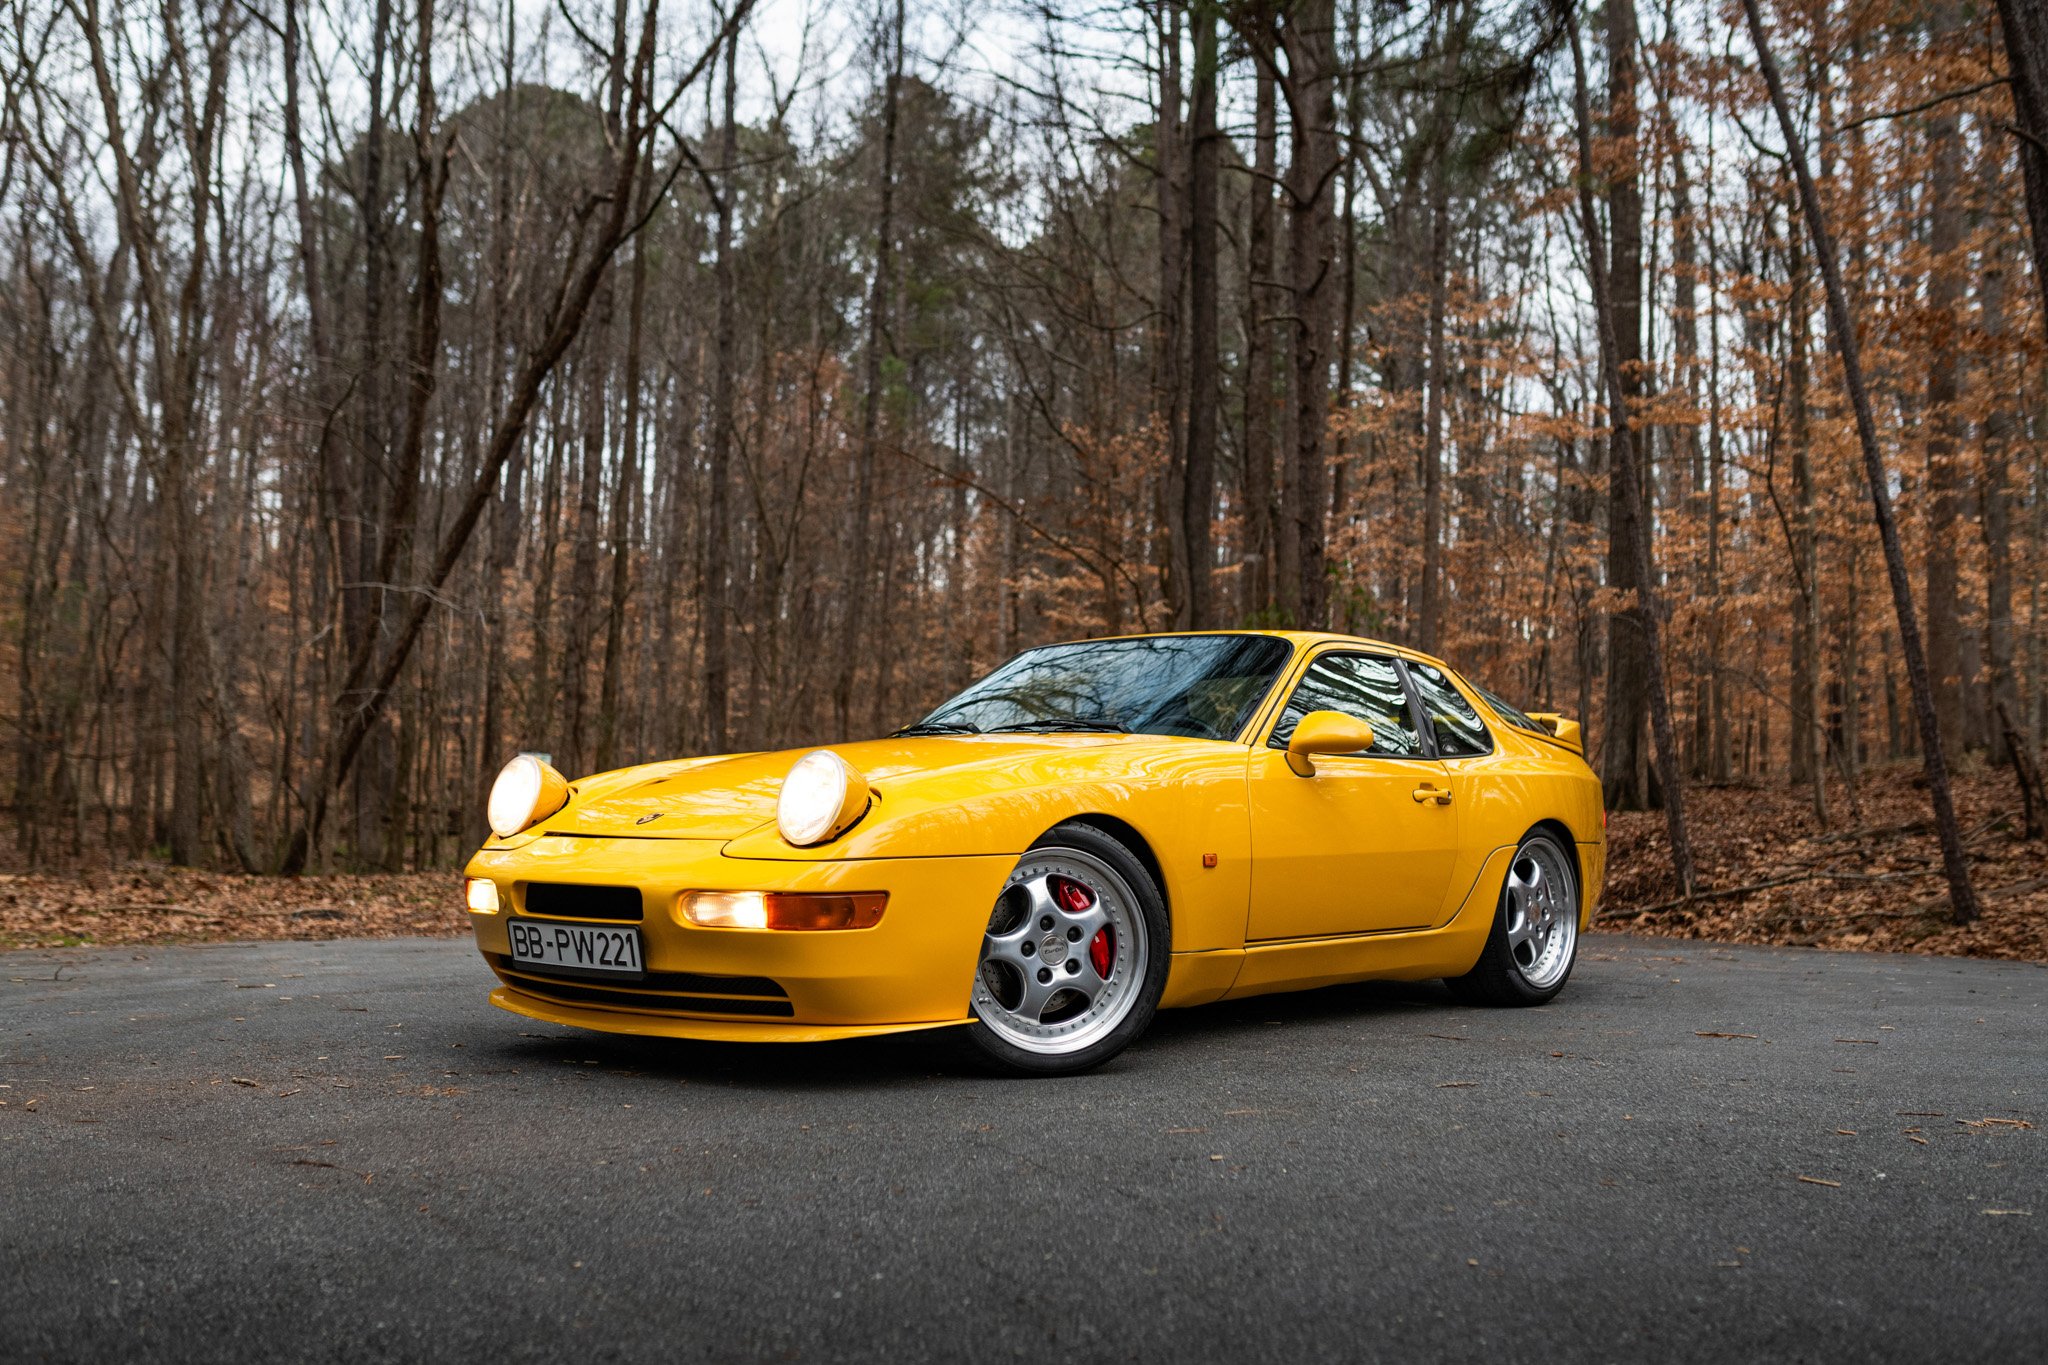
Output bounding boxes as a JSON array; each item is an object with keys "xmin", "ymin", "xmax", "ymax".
[
  {"xmin": 1021, "ymin": 941, "xmax": 1034, "ymax": 957},
  {"xmin": 1037, "ymin": 967, "xmax": 1053, "ymax": 984},
  {"xmin": 1065, "ymin": 960, "xmax": 1080, "ymax": 975},
  {"xmin": 1039, "ymin": 916, "xmax": 1054, "ymax": 931},
  {"xmin": 1066, "ymin": 927, "xmax": 1082, "ymax": 942}
]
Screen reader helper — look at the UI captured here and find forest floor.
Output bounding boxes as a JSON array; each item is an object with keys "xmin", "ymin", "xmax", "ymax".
[
  {"xmin": 1, "ymin": 762, "xmax": 2041, "ymax": 960},
  {"xmin": 1606, "ymin": 761, "xmax": 2048, "ymax": 962}
]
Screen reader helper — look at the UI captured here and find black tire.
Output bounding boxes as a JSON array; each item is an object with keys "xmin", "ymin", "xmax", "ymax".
[
  {"xmin": 1446, "ymin": 829, "xmax": 1581, "ymax": 1007},
  {"xmin": 958, "ymin": 821, "xmax": 1171, "ymax": 1077}
]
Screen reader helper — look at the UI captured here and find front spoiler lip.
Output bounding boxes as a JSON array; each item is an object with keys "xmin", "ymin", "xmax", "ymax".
[{"xmin": 490, "ymin": 985, "xmax": 973, "ymax": 1044}]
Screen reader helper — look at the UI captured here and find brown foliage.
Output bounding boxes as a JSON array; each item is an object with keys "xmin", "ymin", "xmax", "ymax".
[
  {"xmin": 0, "ymin": 871, "xmax": 464, "ymax": 949},
  {"xmin": 1605, "ymin": 764, "xmax": 2048, "ymax": 960}
]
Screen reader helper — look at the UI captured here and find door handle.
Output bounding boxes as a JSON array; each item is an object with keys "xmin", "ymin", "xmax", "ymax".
[{"xmin": 1412, "ymin": 784, "xmax": 1452, "ymax": 806}]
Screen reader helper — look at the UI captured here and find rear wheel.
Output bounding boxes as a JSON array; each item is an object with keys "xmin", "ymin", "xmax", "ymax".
[
  {"xmin": 1447, "ymin": 829, "xmax": 1580, "ymax": 1006},
  {"xmin": 962, "ymin": 823, "xmax": 1169, "ymax": 1076}
]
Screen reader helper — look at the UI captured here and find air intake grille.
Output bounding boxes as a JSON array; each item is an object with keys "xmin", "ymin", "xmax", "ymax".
[{"xmin": 489, "ymin": 955, "xmax": 794, "ymax": 1018}]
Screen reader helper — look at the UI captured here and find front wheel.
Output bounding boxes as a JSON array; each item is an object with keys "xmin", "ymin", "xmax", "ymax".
[
  {"xmin": 1446, "ymin": 829, "xmax": 1580, "ymax": 1006},
  {"xmin": 961, "ymin": 823, "xmax": 1169, "ymax": 1076}
]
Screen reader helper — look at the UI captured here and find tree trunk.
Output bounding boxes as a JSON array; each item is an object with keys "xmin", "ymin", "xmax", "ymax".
[
  {"xmin": 1979, "ymin": 155, "xmax": 2019, "ymax": 764},
  {"xmin": 1922, "ymin": 31, "xmax": 1968, "ymax": 753},
  {"xmin": 1600, "ymin": 0, "xmax": 1652, "ymax": 811},
  {"xmin": 1738, "ymin": 0, "xmax": 1980, "ymax": 925},
  {"xmin": 1417, "ymin": 163, "xmax": 1451, "ymax": 654},
  {"xmin": 1156, "ymin": 1, "xmax": 1187, "ymax": 625},
  {"xmin": 1785, "ymin": 220, "xmax": 1827, "ymax": 821},
  {"xmin": 704, "ymin": 24, "xmax": 740, "ymax": 753},
  {"xmin": 1180, "ymin": 0, "xmax": 1219, "ymax": 629},
  {"xmin": 837, "ymin": 0, "xmax": 902, "ymax": 739},
  {"xmin": 598, "ymin": 171, "xmax": 652, "ymax": 774},
  {"xmin": 1564, "ymin": 2, "xmax": 1695, "ymax": 897},
  {"xmin": 1994, "ymin": 0, "xmax": 2048, "ymax": 336},
  {"xmin": 1279, "ymin": 0, "xmax": 1339, "ymax": 628},
  {"xmin": 1242, "ymin": 49, "xmax": 1279, "ymax": 621}
]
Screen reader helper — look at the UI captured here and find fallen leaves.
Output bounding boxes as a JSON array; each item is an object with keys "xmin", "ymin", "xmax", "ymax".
[
  {"xmin": 1603, "ymin": 767, "xmax": 2048, "ymax": 961},
  {"xmin": 0, "ymin": 869, "xmax": 464, "ymax": 949}
]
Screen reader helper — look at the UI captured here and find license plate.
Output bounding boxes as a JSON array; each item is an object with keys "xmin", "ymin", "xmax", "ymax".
[{"xmin": 507, "ymin": 919, "xmax": 645, "ymax": 978}]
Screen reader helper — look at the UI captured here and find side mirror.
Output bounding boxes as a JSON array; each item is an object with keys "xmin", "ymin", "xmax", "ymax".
[{"xmin": 1285, "ymin": 710, "xmax": 1376, "ymax": 776}]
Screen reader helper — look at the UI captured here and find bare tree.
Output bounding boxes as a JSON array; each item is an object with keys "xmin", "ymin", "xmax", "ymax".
[
  {"xmin": 1738, "ymin": 0, "xmax": 1981, "ymax": 924},
  {"xmin": 1562, "ymin": 0, "xmax": 1695, "ymax": 897}
]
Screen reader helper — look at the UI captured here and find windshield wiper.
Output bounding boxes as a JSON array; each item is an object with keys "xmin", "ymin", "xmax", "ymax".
[
  {"xmin": 985, "ymin": 719, "xmax": 1127, "ymax": 734},
  {"xmin": 892, "ymin": 720, "xmax": 983, "ymax": 736}
]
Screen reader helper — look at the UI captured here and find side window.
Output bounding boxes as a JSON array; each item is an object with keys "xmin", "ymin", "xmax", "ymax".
[
  {"xmin": 1407, "ymin": 662, "xmax": 1492, "ymax": 757},
  {"xmin": 1267, "ymin": 653, "xmax": 1422, "ymax": 758}
]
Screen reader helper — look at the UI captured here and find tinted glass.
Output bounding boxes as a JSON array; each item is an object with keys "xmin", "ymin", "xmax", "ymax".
[
  {"xmin": 1267, "ymin": 653, "xmax": 1422, "ymax": 757},
  {"xmin": 1473, "ymin": 682, "xmax": 1549, "ymax": 736},
  {"xmin": 1407, "ymin": 662, "xmax": 1492, "ymax": 757},
  {"xmin": 913, "ymin": 635, "xmax": 1291, "ymax": 741}
]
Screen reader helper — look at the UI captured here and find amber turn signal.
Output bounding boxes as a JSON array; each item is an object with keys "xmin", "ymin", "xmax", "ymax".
[{"xmin": 680, "ymin": 890, "xmax": 887, "ymax": 931}]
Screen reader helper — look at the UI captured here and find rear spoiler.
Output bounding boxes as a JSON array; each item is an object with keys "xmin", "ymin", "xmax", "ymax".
[{"xmin": 1525, "ymin": 713, "xmax": 1584, "ymax": 754}]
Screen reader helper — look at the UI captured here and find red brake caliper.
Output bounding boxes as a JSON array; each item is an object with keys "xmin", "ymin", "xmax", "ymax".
[{"xmin": 1051, "ymin": 876, "xmax": 1115, "ymax": 978}]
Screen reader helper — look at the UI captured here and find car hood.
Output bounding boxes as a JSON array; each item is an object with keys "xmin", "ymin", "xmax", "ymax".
[{"xmin": 544, "ymin": 734, "xmax": 1141, "ymax": 840}]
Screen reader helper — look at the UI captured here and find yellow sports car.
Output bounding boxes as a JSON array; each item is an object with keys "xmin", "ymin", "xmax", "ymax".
[{"xmin": 463, "ymin": 631, "xmax": 1605, "ymax": 1075}]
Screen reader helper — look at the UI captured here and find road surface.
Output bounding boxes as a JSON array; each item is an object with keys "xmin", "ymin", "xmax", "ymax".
[{"xmin": 3, "ymin": 934, "xmax": 2043, "ymax": 1362}]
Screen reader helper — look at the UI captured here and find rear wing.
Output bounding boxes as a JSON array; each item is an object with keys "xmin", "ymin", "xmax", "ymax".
[{"xmin": 1524, "ymin": 713, "xmax": 1584, "ymax": 754}]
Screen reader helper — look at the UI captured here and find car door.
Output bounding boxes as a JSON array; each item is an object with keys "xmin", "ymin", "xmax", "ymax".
[{"xmin": 1245, "ymin": 651, "xmax": 1461, "ymax": 941}]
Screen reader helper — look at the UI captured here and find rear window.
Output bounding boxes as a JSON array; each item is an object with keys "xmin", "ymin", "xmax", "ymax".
[{"xmin": 1473, "ymin": 683, "xmax": 1549, "ymax": 736}]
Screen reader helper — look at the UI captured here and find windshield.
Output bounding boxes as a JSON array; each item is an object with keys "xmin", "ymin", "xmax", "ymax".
[{"xmin": 905, "ymin": 635, "xmax": 1293, "ymax": 742}]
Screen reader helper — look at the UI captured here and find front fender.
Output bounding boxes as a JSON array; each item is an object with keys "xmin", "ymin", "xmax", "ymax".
[{"xmin": 719, "ymin": 745, "xmax": 1256, "ymax": 953}]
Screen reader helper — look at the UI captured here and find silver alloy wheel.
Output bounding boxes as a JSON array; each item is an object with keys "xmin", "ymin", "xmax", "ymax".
[
  {"xmin": 1504, "ymin": 836, "xmax": 1578, "ymax": 990},
  {"xmin": 973, "ymin": 846, "xmax": 1149, "ymax": 1055}
]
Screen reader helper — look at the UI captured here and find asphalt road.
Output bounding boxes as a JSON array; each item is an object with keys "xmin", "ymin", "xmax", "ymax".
[{"xmin": 3, "ymin": 934, "xmax": 2043, "ymax": 1364}]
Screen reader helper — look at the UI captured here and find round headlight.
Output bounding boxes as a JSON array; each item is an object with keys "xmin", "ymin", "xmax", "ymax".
[
  {"xmin": 776, "ymin": 749, "xmax": 870, "ymax": 846},
  {"xmin": 488, "ymin": 753, "xmax": 569, "ymax": 838}
]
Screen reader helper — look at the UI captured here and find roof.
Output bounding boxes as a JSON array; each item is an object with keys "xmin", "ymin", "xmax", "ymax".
[{"xmin": 1039, "ymin": 628, "xmax": 1457, "ymax": 675}]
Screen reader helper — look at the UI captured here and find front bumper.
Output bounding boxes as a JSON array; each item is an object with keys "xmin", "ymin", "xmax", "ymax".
[{"xmin": 464, "ymin": 835, "xmax": 1012, "ymax": 1038}]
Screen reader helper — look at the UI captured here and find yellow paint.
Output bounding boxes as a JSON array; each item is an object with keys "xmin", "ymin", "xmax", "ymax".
[
  {"xmin": 1526, "ymin": 713, "xmax": 1585, "ymax": 754},
  {"xmin": 1283, "ymin": 708, "xmax": 1378, "ymax": 775},
  {"xmin": 463, "ymin": 630, "xmax": 1606, "ymax": 1044},
  {"xmin": 1245, "ymin": 744, "xmax": 1462, "ymax": 939}
]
